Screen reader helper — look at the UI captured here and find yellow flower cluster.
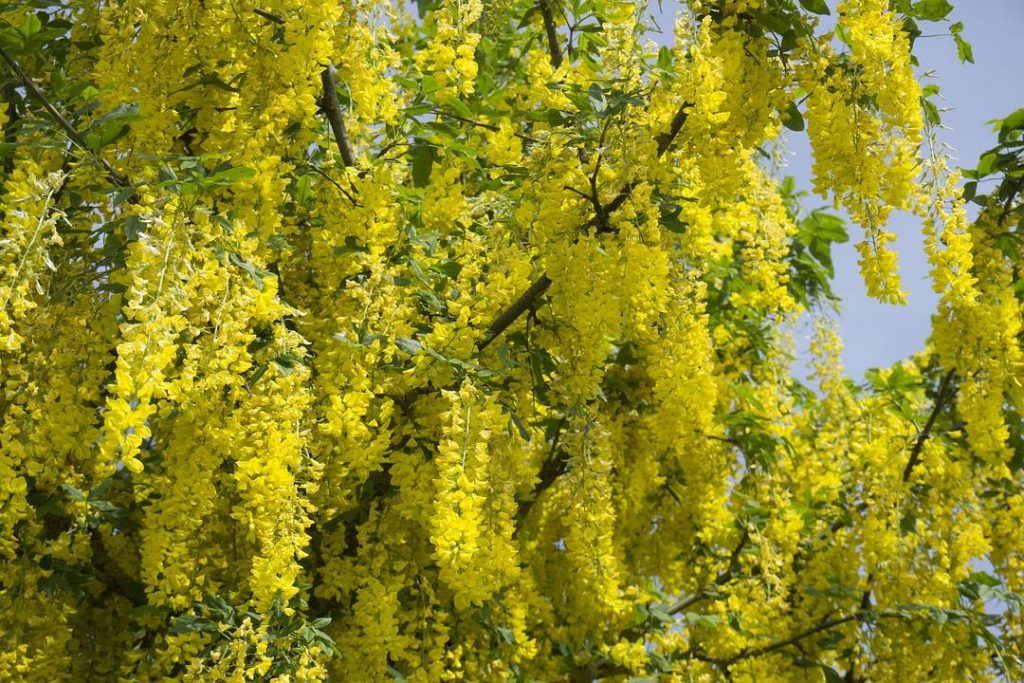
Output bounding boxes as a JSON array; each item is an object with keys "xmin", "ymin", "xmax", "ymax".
[
  {"xmin": 798, "ymin": 0, "xmax": 924, "ymax": 303},
  {"xmin": 0, "ymin": 162, "xmax": 63, "ymax": 352},
  {"xmin": 3, "ymin": 0, "xmax": 1022, "ymax": 680},
  {"xmin": 414, "ymin": 0, "xmax": 484, "ymax": 103},
  {"xmin": 430, "ymin": 383, "xmax": 519, "ymax": 609}
]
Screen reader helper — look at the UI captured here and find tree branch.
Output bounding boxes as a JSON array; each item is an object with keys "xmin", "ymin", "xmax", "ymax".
[
  {"xmin": 814, "ymin": 368, "xmax": 957, "ymax": 541},
  {"xmin": 840, "ymin": 369, "xmax": 956, "ymax": 680},
  {"xmin": 438, "ymin": 111, "xmax": 540, "ymax": 144},
  {"xmin": 721, "ymin": 613, "xmax": 859, "ymax": 665},
  {"xmin": 516, "ymin": 416, "xmax": 569, "ymax": 523},
  {"xmin": 478, "ymin": 100, "xmax": 691, "ymax": 348},
  {"xmin": 320, "ymin": 66, "xmax": 357, "ymax": 168},
  {"xmin": 538, "ymin": 0, "xmax": 564, "ymax": 68},
  {"xmin": 477, "ymin": 273, "xmax": 552, "ymax": 350},
  {"xmin": 587, "ymin": 610, "xmax": 905, "ymax": 681},
  {"xmin": 0, "ymin": 46, "xmax": 129, "ymax": 188},
  {"xmin": 616, "ymin": 529, "xmax": 749, "ymax": 644}
]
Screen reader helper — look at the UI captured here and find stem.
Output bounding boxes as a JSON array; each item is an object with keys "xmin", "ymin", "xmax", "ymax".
[
  {"xmin": 438, "ymin": 111, "xmax": 540, "ymax": 144},
  {"xmin": 0, "ymin": 186, "xmax": 56, "ymax": 316}
]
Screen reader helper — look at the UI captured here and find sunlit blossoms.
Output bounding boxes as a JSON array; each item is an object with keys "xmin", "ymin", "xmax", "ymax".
[{"xmin": 1, "ymin": 1, "xmax": 1022, "ymax": 681}]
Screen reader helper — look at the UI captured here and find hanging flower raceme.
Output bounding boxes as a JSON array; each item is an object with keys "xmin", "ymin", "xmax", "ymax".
[
  {"xmin": 1, "ymin": 1, "xmax": 1022, "ymax": 680},
  {"xmin": 798, "ymin": 0, "xmax": 924, "ymax": 304}
]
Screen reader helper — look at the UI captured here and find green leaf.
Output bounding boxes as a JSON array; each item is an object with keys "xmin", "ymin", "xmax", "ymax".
[
  {"xmin": 170, "ymin": 615, "xmax": 217, "ymax": 634},
  {"xmin": 395, "ymin": 336, "xmax": 422, "ymax": 355},
  {"xmin": 953, "ymin": 34, "xmax": 973, "ymax": 64},
  {"xmin": 19, "ymin": 13, "xmax": 42, "ymax": 39},
  {"xmin": 587, "ymin": 83, "xmax": 606, "ymax": 114},
  {"xmin": 999, "ymin": 108, "xmax": 1024, "ymax": 135},
  {"xmin": 509, "ymin": 412, "xmax": 531, "ymax": 441},
  {"xmin": 962, "ymin": 180, "xmax": 977, "ymax": 202},
  {"xmin": 660, "ymin": 205, "xmax": 689, "ymax": 234},
  {"xmin": 294, "ymin": 174, "xmax": 315, "ymax": 205},
  {"xmin": 197, "ymin": 72, "xmax": 241, "ymax": 93},
  {"xmin": 976, "ymin": 152, "xmax": 997, "ymax": 176},
  {"xmin": 518, "ymin": 5, "xmax": 539, "ymax": 28},
  {"xmin": 657, "ymin": 46, "xmax": 673, "ymax": 72},
  {"xmin": 798, "ymin": 0, "xmax": 830, "ymax": 15},
  {"xmin": 206, "ymin": 165, "xmax": 256, "ymax": 185},
  {"xmin": 59, "ymin": 484, "xmax": 86, "ymax": 502},
  {"xmin": 922, "ymin": 97, "xmax": 940, "ymax": 126},
  {"xmin": 910, "ymin": 0, "xmax": 953, "ymax": 20},
  {"xmin": 124, "ymin": 215, "xmax": 145, "ymax": 241},
  {"xmin": 87, "ymin": 499, "xmax": 122, "ymax": 515},
  {"xmin": 685, "ymin": 612, "xmax": 724, "ymax": 628},
  {"xmin": 446, "ymin": 97, "xmax": 472, "ymax": 119},
  {"xmin": 782, "ymin": 100, "xmax": 805, "ymax": 132},
  {"xmin": 228, "ymin": 253, "xmax": 273, "ymax": 289},
  {"xmin": 995, "ymin": 234, "xmax": 1020, "ymax": 261},
  {"xmin": 650, "ymin": 607, "xmax": 673, "ymax": 623},
  {"xmin": 411, "ymin": 142, "xmax": 435, "ymax": 188},
  {"xmin": 84, "ymin": 105, "xmax": 142, "ymax": 151},
  {"xmin": 822, "ymin": 665, "xmax": 845, "ymax": 683},
  {"xmin": 430, "ymin": 259, "xmax": 463, "ymax": 278},
  {"xmin": 98, "ymin": 282, "xmax": 127, "ymax": 294}
]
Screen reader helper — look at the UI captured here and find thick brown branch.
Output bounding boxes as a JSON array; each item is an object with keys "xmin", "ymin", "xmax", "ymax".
[
  {"xmin": 0, "ymin": 46, "xmax": 129, "ymax": 187},
  {"xmin": 320, "ymin": 66, "xmax": 357, "ymax": 168},
  {"xmin": 538, "ymin": 0, "xmax": 564, "ymax": 68},
  {"xmin": 477, "ymin": 273, "xmax": 552, "ymax": 350}
]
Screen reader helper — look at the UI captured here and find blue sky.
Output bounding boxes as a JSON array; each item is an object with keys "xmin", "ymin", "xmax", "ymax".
[{"xmin": 650, "ymin": 1, "xmax": 1024, "ymax": 377}]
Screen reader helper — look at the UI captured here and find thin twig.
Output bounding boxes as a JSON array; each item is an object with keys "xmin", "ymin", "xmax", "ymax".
[
  {"xmin": 438, "ymin": 111, "xmax": 541, "ymax": 144},
  {"xmin": 722, "ymin": 614, "xmax": 859, "ymax": 664},
  {"xmin": 587, "ymin": 609, "xmax": 907, "ymax": 681},
  {"xmin": 252, "ymin": 7, "xmax": 285, "ymax": 23},
  {"xmin": 303, "ymin": 162, "xmax": 360, "ymax": 206},
  {"xmin": 841, "ymin": 369, "xmax": 956, "ymax": 680},
  {"xmin": 617, "ymin": 530, "xmax": 750, "ymax": 642}
]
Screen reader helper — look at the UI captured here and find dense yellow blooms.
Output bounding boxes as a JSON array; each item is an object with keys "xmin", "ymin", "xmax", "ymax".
[
  {"xmin": 799, "ymin": 0, "xmax": 923, "ymax": 304},
  {"xmin": 2, "ymin": 0, "xmax": 1022, "ymax": 681}
]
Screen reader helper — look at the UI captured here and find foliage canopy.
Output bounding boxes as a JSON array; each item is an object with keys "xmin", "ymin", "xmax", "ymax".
[{"xmin": 1, "ymin": 0, "xmax": 1023, "ymax": 680}]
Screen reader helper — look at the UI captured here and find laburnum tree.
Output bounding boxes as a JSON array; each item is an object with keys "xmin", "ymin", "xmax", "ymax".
[{"xmin": 2, "ymin": 0, "xmax": 1024, "ymax": 680}]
